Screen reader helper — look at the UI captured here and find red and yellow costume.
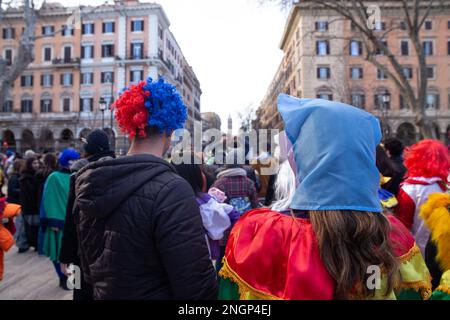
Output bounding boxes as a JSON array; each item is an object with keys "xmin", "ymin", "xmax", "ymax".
[
  {"xmin": 219, "ymin": 208, "xmax": 431, "ymax": 300},
  {"xmin": 0, "ymin": 198, "xmax": 21, "ymax": 281}
]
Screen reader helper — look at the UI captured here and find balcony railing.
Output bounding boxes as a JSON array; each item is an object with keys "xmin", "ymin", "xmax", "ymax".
[{"xmin": 52, "ymin": 58, "xmax": 80, "ymax": 66}]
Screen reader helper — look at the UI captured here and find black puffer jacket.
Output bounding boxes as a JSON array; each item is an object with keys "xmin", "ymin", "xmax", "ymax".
[{"xmin": 74, "ymin": 154, "xmax": 218, "ymax": 300}]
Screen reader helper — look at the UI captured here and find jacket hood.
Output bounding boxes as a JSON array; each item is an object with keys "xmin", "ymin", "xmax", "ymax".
[{"xmin": 75, "ymin": 154, "xmax": 175, "ymax": 219}]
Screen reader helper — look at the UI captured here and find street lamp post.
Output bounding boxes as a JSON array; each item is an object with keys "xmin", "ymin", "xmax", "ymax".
[
  {"xmin": 382, "ymin": 90, "xmax": 391, "ymax": 138},
  {"xmin": 99, "ymin": 97, "xmax": 107, "ymax": 129}
]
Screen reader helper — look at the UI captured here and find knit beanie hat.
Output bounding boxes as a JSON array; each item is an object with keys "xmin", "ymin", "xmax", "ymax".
[{"xmin": 83, "ymin": 129, "xmax": 110, "ymax": 155}]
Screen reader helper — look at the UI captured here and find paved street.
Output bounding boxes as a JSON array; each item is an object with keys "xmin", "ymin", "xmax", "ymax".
[{"xmin": 0, "ymin": 249, "xmax": 72, "ymax": 300}]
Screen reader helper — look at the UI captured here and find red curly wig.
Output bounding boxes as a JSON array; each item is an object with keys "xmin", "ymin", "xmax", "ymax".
[{"xmin": 404, "ymin": 139, "xmax": 450, "ymax": 181}]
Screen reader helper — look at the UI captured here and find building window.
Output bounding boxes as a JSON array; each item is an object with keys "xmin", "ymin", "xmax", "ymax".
[
  {"xmin": 41, "ymin": 25, "xmax": 55, "ymax": 36},
  {"xmin": 40, "ymin": 99, "xmax": 52, "ymax": 113},
  {"xmin": 101, "ymin": 44, "xmax": 115, "ymax": 58},
  {"xmin": 158, "ymin": 25, "xmax": 163, "ymax": 39},
  {"xmin": 41, "ymin": 74, "xmax": 53, "ymax": 87},
  {"xmin": 350, "ymin": 67, "xmax": 363, "ymax": 80},
  {"xmin": 374, "ymin": 93, "xmax": 390, "ymax": 109},
  {"xmin": 82, "ymin": 23, "xmax": 95, "ymax": 35},
  {"xmin": 423, "ymin": 41, "xmax": 434, "ymax": 56},
  {"xmin": 131, "ymin": 20, "xmax": 144, "ymax": 32},
  {"xmin": 62, "ymin": 25, "xmax": 74, "ymax": 36},
  {"xmin": 102, "ymin": 22, "xmax": 115, "ymax": 33},
  {"xmin": 351, "ymin": 93, "xmax": 365, "ymax": 109},
  {"xmin": 424, "ymin": 21, "xmax": 433, "ymax": 30},
  {"xmin": 400, "ymin": 95, "xmax": 409, "ymax": 110},
  {"xmin": 317, "ymin": 92, "xmax": 333, "ymax": 101},
  {"xmin": 2, "ymin": 100, "xmax": 13, "ymax": 112},
  {"xmin": 402, "ymin": 67, "xmax": 413, "ymax": 80},
  {"xmin": 317, "ymin": 67, "xmax": 331, "ymax": 79},
  {"xmin": 130, "ymin": 70, "xmax": 144, "ymax": 83},
  {"xmin": 375, "ymin": 41, "xmax": 388, "ymax": 55},
  {"xmin": 349, "ymin": 40, "xmax": 362, "ymax": 56},
  {"xmin": 315, "ymin": 21, "xmax": 328, "ymax": 31},
  {"xmin": 20, "ymin": 75, "xmax": 33, "ymax": 87},
  {"xmin": 400, "ymin": 21, "xmax": 407, "ymax": 30},
  {"xmin": 60, "ymin": 73, "xmax": 73, "ymax": 86},
  {"xmin": 401, "ymin": 40, "xmax": 409, "ymax": 56},
  {"xmin": 81, "ymin": 72, "xmax": 94, "ymax": 85},
  {"xmin": 4, "ymin": 49, "xmax": 12, "ymax": 66},
  {"xmin": 316, "ymin": 40, "xmax": 329, "ymax": 56},
  {"xmin": 81, "ymin": 98, "xmax": 93, "ymax": 112},
  {"xmin": 21, "ymin": 99, "xmax": 33, "ymax": 113},
  {"xmin": 62, "ymin": 98, "xmax": 71, "ymax": 112},
  {"xmin": 427, "ymin": 66, "xmax": 435, "ymax": 79},
  {"xmin": 101, "ymin": 72, "xmax": 114, "ymax": 83},
  {"xmin": 377, "ymin": 68, "xmax": 387, "ymax": 80},
  {"xmin": 81, "ymin": 45, "xmax": 94, "ymax": 59},
  {"xmin": 426, "ymin": 92, "xmax": 440, "ymax": 109},
  {"xmin": 63, "ymin": 46, "xmax": 72, "ymax": 62},
  {"xmin": 2, "ymin": 27, "xmax": 15, "ymax": 39},
  {"xmin": 131, "ymin": 43, "xmax": 143, "ymax": 59},
  {"xmin": 374, "ymin": 21, "xmax": 386, "ymax": 31},
  {"xmin": 43, "ymin": 47, "xmax": 52, "ymax": 62}
]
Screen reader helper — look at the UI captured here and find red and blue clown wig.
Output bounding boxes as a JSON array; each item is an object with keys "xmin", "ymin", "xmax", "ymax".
[
  {"xmin": 113, "ymin": 77, "xmax": 187, "ymax": 139},
  {"xmin": 404, "ymin": 139, "xmax": 450, "ymax": 182}
]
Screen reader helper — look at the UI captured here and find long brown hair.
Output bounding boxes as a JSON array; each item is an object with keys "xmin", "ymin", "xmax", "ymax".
[{"xmin": 309, "ymin": 210, "xmax": 399, "ymax": 300}]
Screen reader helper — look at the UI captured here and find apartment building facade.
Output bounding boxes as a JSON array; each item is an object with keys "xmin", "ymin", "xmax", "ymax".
[
  {"xmin": 0, "ymin": 0, "xmax": 201, "ymax": 154},
  {"xmin": 257, "ymin": 1, "xmax": 450, "ymax": 145}
]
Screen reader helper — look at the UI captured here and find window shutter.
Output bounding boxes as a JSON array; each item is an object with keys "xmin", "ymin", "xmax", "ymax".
[
  {"xmin": 92, "ymin": 24, "xmax": 95, "ymax": 34},
  {"xmin": 90, "ymin": 98, "xmax": 94, "ymax": 112},
  {"xmin": 131, "ymin": 21, "xmax": 135, "ymax": 32},
  {"xmin": 317, "ymin": 68, "xmax": 320, "ymax": 78},
  {"xmin": 30, "ymin": 75, "xmax": 33, "ymax": 86},
  {"xmin": 102, "ymin": 23, "xmax": 105, "ymax": 33},
  {"xmin": 130, "ymin": 71, "xmax": 133, "ymax": 81},
  {"xmin": 70, "ymin": 74, "xmax": 73, "ymax": 85},
  {"xmin": 112, "ymin": 22, "xmax": 115, "ymax": 33},
  {"xmin": 326, "ymin": 41, "xmax": 330, "ymax": 54},
  {"xmin": 315, "ymin": 41, "xmax": 319, "ymax": 55},
  {"xmin": 42, "ymin": 27, "xmax": 45, "ymax": 35},
  {"xmin": 327, "ymin": 68, "xmax": 330, "ymax": 79},
  {"xmin": 436, "ymin": 94, "xmax": 440, "ymax": 109},
  {"xmin": 11, "ymin": 28, "xmax": 15, "ymax": 39},
  {"xmin": 315, "ymin": 22, "xmax": 319, "ymax": 31},
  {"xmin": 81, "ymin": 46, "xmax": 85, "ymax": 59},
  {"xmin": 21, "ymin": 76, "xmax": 25, "ymax": 87},
  {"xmin": 140, "ymin": 71, "xmax": 144, "ymax": 80},
  {"xmin": 82, "ymin": 24, "xmax": 85, "ymax": 34},
  {"xmin": 40, "ymin": 75, "xmax": 44, "ymax": 86},
  {"xmin": 60, "ymin": 74, "xmax": 64, "ymax": 85},
  {"xmin": 50, "ymin": 75, "xmax": 53, "ymax": 86}
]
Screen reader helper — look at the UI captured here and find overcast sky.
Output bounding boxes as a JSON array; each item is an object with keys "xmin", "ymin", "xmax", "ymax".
[{"xmin": 64, "ymin": 0, "xmax": 288, "ymax": 132}]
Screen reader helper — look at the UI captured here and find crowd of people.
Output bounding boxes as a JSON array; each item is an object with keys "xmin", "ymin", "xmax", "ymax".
[{"xmin": 1, "ymin": 77, "xmax": 450, "ymax": 300}]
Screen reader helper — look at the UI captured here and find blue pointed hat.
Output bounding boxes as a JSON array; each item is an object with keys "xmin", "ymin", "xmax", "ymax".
[{"xmin": 277, "ymin": 94, "xmax": 382, "ymax": 212}]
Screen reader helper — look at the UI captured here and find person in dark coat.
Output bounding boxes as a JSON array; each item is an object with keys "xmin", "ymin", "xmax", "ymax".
[
  {"xmin": 6, "ymin": 159, "xmax": 23, "ymax": 205},
  {"xmin": 60, "ymin": 129, "xmax": 115, "ymax": 300},
  {"xmin": 74, "ymin": 77, "xmax": 218, "ymax": 300},
  {"xmin": 19, "ymin": 157, "xmax": 41, "ymax": 250},
  {"xmin": 384, "ymin": 138, "xmax": 407, "ymax": 195}
]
